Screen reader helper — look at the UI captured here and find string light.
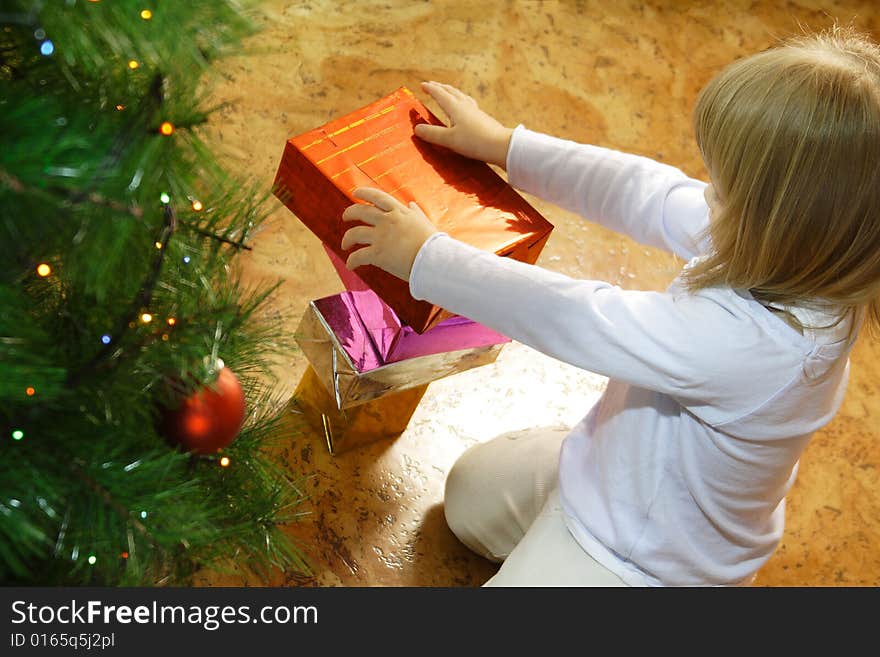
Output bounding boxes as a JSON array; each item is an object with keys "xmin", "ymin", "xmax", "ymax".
[
  {"xmin": 140, "ymin": 511, "xmax": 147, "ymax": 519},
  {"xmin": 159, "ymin": 121, "xmax": 174, "ymax": 136},
  {"xmin": 121, "ymin": 552, "xmax": 129, "ymax": 559},
  {"xmin": 140, "ymin": 9, "xmax": 153, "ymax": 20},
  {"xmin": 159, "ymin": 192, "xmax": 170, "ymax": 204},
  {"xmin": 101, "ymin": 334, "xmax": 111, "ymax": 345},
  {"xmin": 87, "ymin": 555, "xmax": 97, "ymax": 565},
  {"xmin": 191, "ymin": 199, "xmax": 203, "ymax": 212},
  {"xmin": 161, "ymin": 333, "xmax": 169, "ymax": 341},
  {"xmin": 140, "ymin": 313, "xmax": 152, "ymax": 323},
  {"xmin": 25, "ymin": 387, "xmax": 35, "ymax": 397},
  {"xmin": 36, "ymin": 263, "xmax": 51, "ymax": 277},
  {"xmin": 11, "ymin": 430, "xmax": 24, "ymax": 441},
  {"xmin": 128, "ymin": 60, "xmax": 139, "ymax": 70},
  {"xmin": 182, "ymin": 256, "xmax": 191, "ymax": 264},
  {"xmin": 154, "ymin": 241, "xmax": 163, "ymax": 249},
  {"xmin": 166, "ymin": 317, "xmax": 176, "ymax": 326},
  {"xmin": 115, "ymin": 104, "xmax": 125, "ymax": 111},
  {"xmin": 40, "ymin": 40, "xmax": 54, "ymax": 56},
  {"xmin": 219, "ymin": 456, "xmax": 231, "ymax": 467}
]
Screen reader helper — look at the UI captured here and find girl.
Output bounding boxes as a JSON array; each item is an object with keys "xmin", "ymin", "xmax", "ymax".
[{"xmin": 339, "ymin": 29, "xmax": 880, "ymax": 586}]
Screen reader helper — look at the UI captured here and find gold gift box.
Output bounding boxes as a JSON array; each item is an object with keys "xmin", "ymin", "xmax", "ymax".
[
  {"xmin": 292, "ymin": 365, "xmax": 429, "ymax": 455},
  {"xmin": 293, "ymin": 294, "xmax": 506, "ymax": 454}
]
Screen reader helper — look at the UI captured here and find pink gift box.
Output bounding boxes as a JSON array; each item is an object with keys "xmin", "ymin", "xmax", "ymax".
[
  {"xmin": 296, "ymin": 287, "xmax": 510, "ymax": 409},
  {"xmin": 314, "ymin": 289, "xmax": 510, "ymax": 369},
  {"xmin": 322, "ymin": 244, "xmax": 510, "ymax": 365}
]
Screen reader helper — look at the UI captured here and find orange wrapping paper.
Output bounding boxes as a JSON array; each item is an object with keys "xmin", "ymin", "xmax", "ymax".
[{"xmin": 274, "ymin": 86, "xmax": 554, "ymax": 334}]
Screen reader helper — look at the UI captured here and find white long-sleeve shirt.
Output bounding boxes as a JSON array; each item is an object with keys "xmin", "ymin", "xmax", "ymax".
[{"xmin": 410, "ymin": 126, "xmax": 855, "ymax": 586}]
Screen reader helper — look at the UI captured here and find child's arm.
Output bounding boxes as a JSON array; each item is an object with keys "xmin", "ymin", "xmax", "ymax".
[
  {"xmin": 506, "ymin": 129, "xmax": 709, "ymax": 260},
  {"xmin": 340, "ymin": 195, "xmax": 799, "ymax": 424},
  {"xmin": 416, "ymin": 81, "xmax": 709, "ymax": 261}
]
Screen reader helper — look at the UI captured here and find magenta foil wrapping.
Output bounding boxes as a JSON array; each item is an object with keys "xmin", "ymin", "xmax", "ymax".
[{"xmin": 312, "ymin": 285, "xmax": 510, "ymax": 372}]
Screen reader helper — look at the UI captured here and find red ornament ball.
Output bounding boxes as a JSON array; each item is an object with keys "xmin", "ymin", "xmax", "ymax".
[{"xmin": 159, "ymin": 365, "xmax": 246, "ymax": 455}]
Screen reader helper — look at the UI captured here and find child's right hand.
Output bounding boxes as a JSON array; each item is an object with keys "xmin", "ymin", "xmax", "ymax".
[{"xmin": 415, "ymin": 81, "xmax": 514, "ymax": 169}]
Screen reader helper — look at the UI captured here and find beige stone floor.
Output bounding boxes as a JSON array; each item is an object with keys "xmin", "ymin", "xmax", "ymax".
[{"xmin": 195, "ymin": 0, "xmax": 880, "ymax": 586}]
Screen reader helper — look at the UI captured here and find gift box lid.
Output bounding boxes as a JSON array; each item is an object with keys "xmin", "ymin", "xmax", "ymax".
[{"xmin": 274, "ymin": 86, "xmax": 554, "ymax": 334}]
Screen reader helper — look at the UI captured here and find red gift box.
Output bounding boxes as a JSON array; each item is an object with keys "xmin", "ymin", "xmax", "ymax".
[{"xmin": 274, "ymin": 86, "xmax": 554, "ymax": 334}]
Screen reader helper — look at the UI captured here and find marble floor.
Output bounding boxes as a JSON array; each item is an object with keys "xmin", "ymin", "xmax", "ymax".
[{"xmin": 196, "ymin": 0, "xmax": 880, "ymax": 586}]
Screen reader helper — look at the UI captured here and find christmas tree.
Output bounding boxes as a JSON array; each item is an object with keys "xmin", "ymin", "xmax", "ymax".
[{"xmin": 0, "ymin": 0, "xmax": 308, "ymax": 585}]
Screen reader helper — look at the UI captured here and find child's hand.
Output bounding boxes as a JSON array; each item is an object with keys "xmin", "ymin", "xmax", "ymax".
[
  {"xmin": 341, "ymin": 187, "xmax": 439, "ymax": 282},
  {"xmin": 415, "ymin": 81, "xmax": 513, "ymax": 169}
]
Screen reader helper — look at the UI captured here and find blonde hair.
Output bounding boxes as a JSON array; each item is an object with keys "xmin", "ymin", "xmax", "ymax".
[{"xmin": 686, "ymin": 28, "xmax": 880, "ymax": 336}]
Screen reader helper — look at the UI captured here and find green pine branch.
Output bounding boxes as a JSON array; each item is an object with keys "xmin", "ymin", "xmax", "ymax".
[{"xmin": 0, "ymin": 0, "xmax": 309, "ymax": 585}]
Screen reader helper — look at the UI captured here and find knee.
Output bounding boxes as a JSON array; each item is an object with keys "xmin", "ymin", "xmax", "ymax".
[
  {"xmin": 443, "ymin": 444, "xmax": 501, "ymax": 560},
  {"xmin": 443, "ymin": 444, "xmax": 481, "ymax": 540}
]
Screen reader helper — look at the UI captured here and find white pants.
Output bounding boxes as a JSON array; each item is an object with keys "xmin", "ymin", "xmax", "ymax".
[{"xmin": 444, "ymin": 427, "xmax": 628, "ymax": 587}]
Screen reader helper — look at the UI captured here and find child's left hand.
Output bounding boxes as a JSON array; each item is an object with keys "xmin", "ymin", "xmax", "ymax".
[{"xmin": 341, "ymin": 187, "xmax": 439, "ymax": 282}]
